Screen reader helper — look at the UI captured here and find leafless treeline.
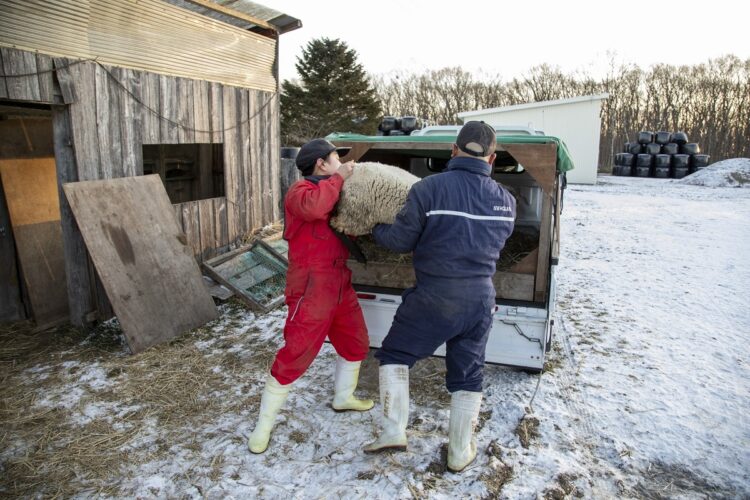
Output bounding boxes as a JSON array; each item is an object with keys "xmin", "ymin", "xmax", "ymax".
[{"xmin": 372, "ymin": 56, "xmax": 750, "ymax": 168}]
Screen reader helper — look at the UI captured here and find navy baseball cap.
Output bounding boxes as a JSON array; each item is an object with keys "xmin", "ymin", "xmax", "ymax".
[
  {"xmin": 295, "ymin": 139, "xmax": 350, "ymax": 175},
  {"xmin": 456, "ymin": 121, "xmax": 497, "ymax": 157}
]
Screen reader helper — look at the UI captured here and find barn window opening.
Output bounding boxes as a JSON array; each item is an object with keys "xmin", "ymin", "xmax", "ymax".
[{"xmin": 142, "ymin": 144, "xmax": 224, "ymax": 204}]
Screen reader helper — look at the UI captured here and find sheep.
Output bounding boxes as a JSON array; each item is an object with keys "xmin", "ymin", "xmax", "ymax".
[{"xmin": 330, "ymin": 162, "xmax": 420, "ymax": 236}]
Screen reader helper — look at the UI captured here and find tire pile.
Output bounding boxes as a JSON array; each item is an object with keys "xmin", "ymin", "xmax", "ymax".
[
  {"xmin": 613, "ymin": 131, "xmax": 710, "ymax": 179},
  {"xmin": 378, "ymin": 116, "xmax": 421, "ymax": 136}
]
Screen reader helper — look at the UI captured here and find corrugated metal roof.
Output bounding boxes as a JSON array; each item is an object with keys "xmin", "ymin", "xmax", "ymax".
[
  {"xmin": 166, "ymin": 0, "xmax": 301, "ymax": 34},
  {"xmin": 0, "ymin": 0, "xmax": 278, "ymax": 92}
]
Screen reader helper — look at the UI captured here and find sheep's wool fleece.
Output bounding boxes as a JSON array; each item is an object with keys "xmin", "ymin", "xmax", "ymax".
[{"xmin": 330, "ymin": 162, "xmax": 420, "ymax": 236}]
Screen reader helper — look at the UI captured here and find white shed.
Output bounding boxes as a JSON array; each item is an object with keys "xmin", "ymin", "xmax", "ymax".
[{"xmin": 457, "ymin": 93, "xmax": 609, "ymax": 184}]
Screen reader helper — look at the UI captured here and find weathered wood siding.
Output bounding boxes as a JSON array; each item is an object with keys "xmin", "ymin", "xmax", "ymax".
[
  {"xmin": 1, "ymin": 47, "xmax": 281, "ymax": 325},
  {"xmin": 49, "ymin": 54, "xmax": 281, "ymax": 257}
]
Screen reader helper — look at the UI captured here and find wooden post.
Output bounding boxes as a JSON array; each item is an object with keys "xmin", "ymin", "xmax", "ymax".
[{"xmin": 52, "ymin": 104, "xmax": 95, "ymax": 327}]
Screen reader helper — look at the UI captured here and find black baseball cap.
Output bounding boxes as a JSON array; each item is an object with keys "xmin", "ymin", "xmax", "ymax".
[
  {"xmin": 295, "ymin": 139, "xmax": 350, "ymax": 175},
  {"xmin": 456, "ymin": 121, "xmax": 497, "ymax": 157}
]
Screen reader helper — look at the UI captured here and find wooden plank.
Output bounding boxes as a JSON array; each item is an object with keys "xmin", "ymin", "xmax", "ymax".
[
  {"xmin": 62, "ymin": 175, "xmax": 217, "ymax": 354},
  {"xmin": 254, "ymin": 90, "xmax": 271, "ymax": 226},
  {"xmin": 96, "ymin": 63, "xmax": 123, "ymax": 179},
  {"xmin": 159, "ymin": 74, "xmax": 179, "ymax": 143},
  {"xmin": 339, "ymin": 143, "xmax": 374, "ymax": 163},
  {"xmin": 193, "ymin": 79, "xmax": 210, "ymax": 143},
  {"xmin": 52, "ymin": 104, "xmax": 95, "ymax": 326},
  {"xmin": 268, "ymin": 92, "xmax": 282, "ymax": 222},
  {"xmin": 177, "ymin": 77, "xmax": 195, "ymax": 144},
  {"xmin": 181, "ymin": 0, "xmax": 277, "ymax": 31},
  {"xmin": 347, "ymin": 260, "xmax": 535, "ymax": 302},
  {"xmin": 0, "ymin": 48, "xmax": 8, "ymax": 99},
  {"xmin": 0, "ymin": 158, "xmax": 69, "ymax": 325},
  {"xmin": 222, "ymin": 86, "xmax": 241, "ymax": 243},
  {"xmin": 534, "ymin": 192, "xmax": 553, "ymax": 303},
  {"xmin": 181, "ymin": 201, "xmax": 201, "ymax": 259},
  {"xmin": 502, "ymin": 142, "xmax": 558, "ymax": 196},
  {"xmin": 239, "ymin": 89, "xmax": 254, "ymax": 234},
  {"xmin": 118, "ymin": 67, "xmax": 144, "ymax": 177},
  {"xmin": 245, "ymin": 89, "xmax": 261, "ymax": 231},
  {"xmin": 1, "ymin": 47, "xmax": 41, "ymax": 102},
  {"xmin": 208, "ymin": 82, "xmax": 223, "ymax": 144},
  {"xmin": 552, "ymin": 175, "xmax": 562, "ymax": 260},
  {"xmin": 35, "ymin": 53, "xmax": 55, "ymax": 103},
  {"xmin": 55, "ymin": 59, "xmax": 101, "ymax": 181},
  {"xmin": 0, "ymin": 174, "xmax": 26, "ymax": 322},
  {"xmin": 198, "ymin": 198, "xmax": 215, "ymax": 261},
  {"xmin": 141, "ymin": 71, "xmax": 161, "ymax": 144},
  {"xmin": 54, "ymin": 58, "xmax": 77, "ymax": 104},
  {"xmin": 214, "ymin": 197, "xmax": 229, "ymax": 254}
]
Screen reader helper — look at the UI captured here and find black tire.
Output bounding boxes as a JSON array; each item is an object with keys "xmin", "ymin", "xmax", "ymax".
[
  {"xmin": 672, "ymin": 154, "xmax": 690, "ymax": 168},
  {"xmin": 637, "ymin": 154, "xmax": 653, "ymax": 167},
  {"xmin": 629, "ymin": 143, "xmax": 643, "ymax": 155},
  {"xmin": 661, "ymin": 143, "xmax": 679, "ymax": 155},
  {"xmin": 655, "ymin": 131, "xmax": 672, "ymax": 144},
  {"xmin": 644, "ymin": 143, "xmax": 661, "ymax": 155},
  {"xmin": 379, "ymin": 116, "xmax": 397, "ymax": 132},
  {"xmin": 672, "ymin": 131, "xmax": 688, "ymax": 145},
  {"xmin": 654, "ymin": 154, "xmax": 671, "ymax": 167},
  {"xmin": 280, "ymin": 147, "xmax": 300, "ymax": 159},
  {"xmin": 638, "ymin": 131, "xmax": 654, "ymax": 144},
  {"xmin": 654, "ymin": 166, "xmax": 670, "ymax": 178},
  {"xmin": 692, "ymin": 154, "xmax": 710, "ymax": 167},
  {"xmin": 400, "ymin": 116, "xmax": 418, "ymax": 133},
  {"xmin": 681, "ymin": 143, "xmax": 700, "ymax": 155},
  {"xmin": 635, "ymin": 166, "xmax": 651, "ymax": 177},
  {"xmin": 672, "ymin": 167, "xmax": 689, "ymax": 179}
]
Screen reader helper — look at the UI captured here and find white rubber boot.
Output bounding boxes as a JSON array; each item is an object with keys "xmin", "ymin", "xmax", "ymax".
[
  {"xmin": 247, "ymin": 375, "xmax": 291, "ymax": 454},
  {"xmin": 447, "ymin": 390, "xmax": 482, "ymax": 472},
  {"xmin": 363, "ymin": 364, "xmax": 409, "ymax": 453},
  {"xmin": 332, "ymin": 357, "xmax": 374, "ymax": 412}
]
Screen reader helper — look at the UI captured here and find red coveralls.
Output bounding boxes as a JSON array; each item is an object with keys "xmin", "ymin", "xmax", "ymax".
[{"xmin": 270, "ymin": 174, "xmax": 370, "ymax": 385}]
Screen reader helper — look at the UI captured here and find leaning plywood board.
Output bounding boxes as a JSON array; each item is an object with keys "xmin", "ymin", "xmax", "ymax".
[
  {"xmin": 0, "ymin": 158, "xmax": 69, "ymax": 327},
  {"xmin": 63, "ymin": 174, "xmax": 217, "ymax": 353}
]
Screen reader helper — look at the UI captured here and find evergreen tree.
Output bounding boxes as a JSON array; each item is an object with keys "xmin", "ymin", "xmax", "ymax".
[{"xmin": 281, "ymin": 38, "xmax": 381, "ymax": 145}]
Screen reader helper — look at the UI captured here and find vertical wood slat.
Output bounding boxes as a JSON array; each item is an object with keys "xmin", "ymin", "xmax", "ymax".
[
  {"xmin": 270, "ymin": 92, "xmax": 281, "ymax": 222},
  {"xmin": 193, "ymin": 79, "xmax": 210, "ymax": 143},
  {"xmin": 55, "ymin": 58, "xmax": 100, "ymax": 181},
  {"xmin": 52, "ymin": 104, "xmax": 95, "ymax": 327},
  {"xmin": 95, "ymin": 63, "xmax": 123, "ymax": 179},
  {"xmin": 223, "ymin": 86, "xmax": 240, "ymax": 244},
  {"xmin": 534, "ymin": 192, "xmax": 553, "ymax": 302},
  {"xmin": 177, "ymin": 77, "xmax": 194, "ymax": 144},
  {"xmin": 214, "ymin": 197, "xmax": 228, "ymax": 255},
  {"xmin": 35, "ymin": 53, "xmax": 55, "ymax": 103},
  {"xmin": 141, "ymin": 71, "xmax": 161, "ymax": 144},
  {"xmin": 0, "ymin": 48, "xmax": 7, "ymax": 99},
  {"xmin": 209, "ymin": 82, "xmax": 223, "ymax": 145},
  {"xmin": 181, "ymin": 202, "xmax": 201, "ymax": 259},
  {"xmin": 0, "ymin": 47, "xmax": 41, "ymax": 101},
  {"xmin": 118, "ymin": 67, "xmax": 143, "ymax": 177},
  {"xmin": 239, "ymin": 89, "xmax": 252, "ymax": 235},
  {"xmin": 248, "ymin": 89, "xmax": 262, "ymax": 230},
  {"xmin": 159, "ymin": 74, "xmax": 179, "ymax": 143},
  {"xmin": 198, "ymin": 199, "xmax": 215, "ymax": 260}
]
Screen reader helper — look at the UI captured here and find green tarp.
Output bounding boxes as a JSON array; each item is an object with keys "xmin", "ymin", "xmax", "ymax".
[{"xmin": 326, "ymin": 132, "xmax": 575, "ymax": 173}]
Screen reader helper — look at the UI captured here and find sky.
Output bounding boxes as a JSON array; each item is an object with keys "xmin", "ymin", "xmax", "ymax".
[{"xmin": 269, "ymin": 0, "xmax": 750, "ymax": 83}]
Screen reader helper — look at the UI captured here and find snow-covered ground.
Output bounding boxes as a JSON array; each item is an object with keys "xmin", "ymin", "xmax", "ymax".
[{"xmin": 2, "ymin": 168, "xmax": 749, "ymax": 499}]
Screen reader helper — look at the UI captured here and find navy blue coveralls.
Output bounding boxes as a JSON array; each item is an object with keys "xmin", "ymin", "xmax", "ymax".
[{"xmin": 372, "ymin": 156, "xmax": 516, "ymax": 392}]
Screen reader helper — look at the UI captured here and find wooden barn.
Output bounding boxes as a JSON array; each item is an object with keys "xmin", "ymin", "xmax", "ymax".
[{"xmin": 0, "ymin": 0, "xmax": 301, "ymax": 330}]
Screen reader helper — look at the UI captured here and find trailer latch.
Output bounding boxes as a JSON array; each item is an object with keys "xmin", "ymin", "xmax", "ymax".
[{"xmin": 501, "ymin": 320, "xmax": 542, "ymax": 349}]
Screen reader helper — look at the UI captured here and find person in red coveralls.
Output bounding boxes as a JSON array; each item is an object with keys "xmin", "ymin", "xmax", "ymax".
[{"xmin": 248, "ymin": 139, "xmax": 373, "ymax": 454}]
